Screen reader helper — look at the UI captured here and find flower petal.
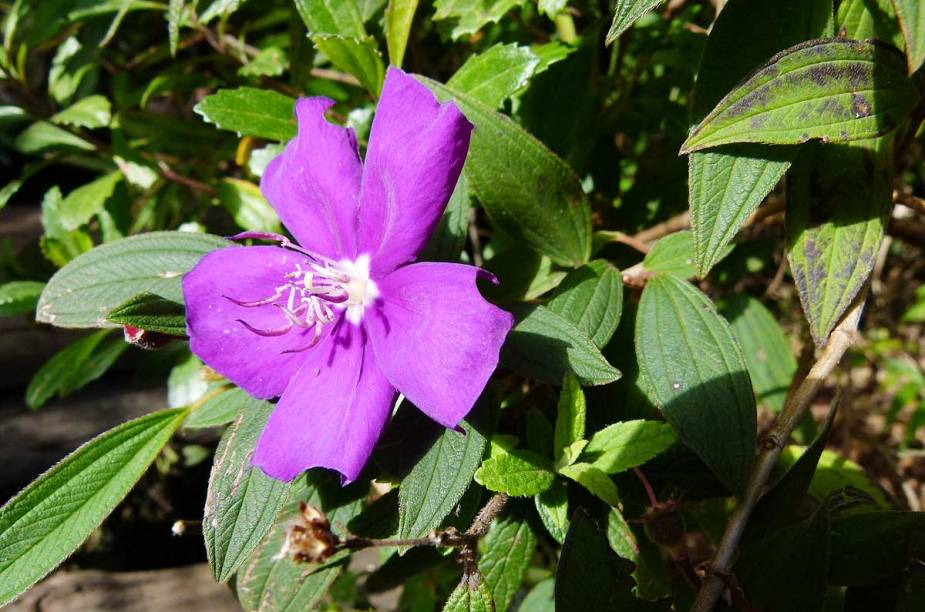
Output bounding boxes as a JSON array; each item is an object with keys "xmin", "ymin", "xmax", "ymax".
[
  {"xmin": 366, "ymin": 262, "xmax": 514, "ymax": 428},
  {"xmin": 183, "ymin": 245, "xmax": 333, "ymax": 399},
  {"xmin": 253, "ymin": 322, "xmax": 396, "ymax": 482},
  {"xmin": 261, "ymin": 97, "xmax": 362, "ymax": 259},
  {"xmin": 357, "ymin": 67, "xmax": 473, "ymax": 276}
]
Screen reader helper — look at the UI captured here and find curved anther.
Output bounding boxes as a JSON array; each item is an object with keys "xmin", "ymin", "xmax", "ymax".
[
  {"xmin": 280, "ymin": 324, "xmax": 324, "ymax": 354},
  {"xmin": 223, "ymin": 292, "xmax": 282, "ymax": 308},
  {"xmin": 236, "ymin": 319, "xmax": 293, "ymax": 337}
]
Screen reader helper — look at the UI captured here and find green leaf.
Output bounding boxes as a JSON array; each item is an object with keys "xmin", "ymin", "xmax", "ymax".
[
  {"xmin": 687, "ymin": 0, "xmax": 833, "ymax": 276},
  {"xmin": 167, "ymin": 0, "xmax": 184, "ymax": 56},
  {"xmin": 433, "ymin": 0, "xmax": 526, "ymax": 39},
  {"xmin": 0, "ymin": 280, "xmax": 44, "ymax": 317},
  {"xmin": 194, "ymin": 87, "xmax": 296, "ymax": 141},
  {"xmin": 720, "ymin": 295, "xmax": 796, "ymax": 412},
  {"xmin": 58, "ymin": 171, "xmax": 121, "ymax": 231},
  {"xmin": 786, "ymin": 138, "xmax": 892, "ymax": 345},
  {"xmin": 398, "ymin": 417, "xmax": 487, "ymax": 541},
  {"xmin": 837, "ymin": 0, "xmax": 903, "ymax": 49},
  {"xmin": 479, "ymin": 509, "xmax": 537, "ymax": 612},
  {"xmin": 501, "ymin": 304, "xmax": 621, "ymax": 386},
  {"xmin": 447, "ymin": 43, "xmax": 539, "ymax": 109},
  {"xmin": 554, "ymin": 373, "xmax": 585, "ymax": 463},
  {"xmin": 779, "ymin": 447, "xmax": 889, "ymax": 507},
  {"xmin": 605, "ymin": 0, "xmax": 662, "ymax": 45},
  {"xmin": 215, "ymin": 178, "xmax": 281, "ymax": 234},
  {"xmin": 689, "ymin": 149, "xmax": 795, "ymax": 277},
  {"xmin": 204, "ymin": 398, "xmax": 289, "ymax": 582},
  {"xmin": 642, "ymin": 230, "xmax": 699, "ymax": 278},
  {"xmin": 15, "ymin": 121, "xmax": 95, "ymax": 153},
  {"xmin": 829, "ymin": 511, "xmax": 925, "ymax": 586},
  {"xmin": 545, "ymin": 259, "xmax": 623, "ymax": 348},
  {"xmin": 0, "ymin": 408, "xmax": 187, "ymax": 606},
  {"xmin": 735, "ymin": 504, "xmax": 832, "ymax": 612},
  {"xmin": 558, "ymin": 462, "xmax": 620, "ymax": 506},
  {"xmin": 636, "ymin": 274, "xmax": 756, "ymax": 494},
  {"xmin": 534, "ymin": 479, "xmax": 569, "ymax": 543},
  {"xmin": 183, "ymin": 387, "xmax": 246, "ymax": 429},
  {"xmin": 519, "ymin": 578, "xmax": 554, "ymax": 612},
  {"xmin": 236, "ymin": 472, "xmax": 362, "ymax": 610},
  {"xmin": 36, "ymin": 231, "xmax": 227, "ymax": 328},
  {"xmin": 893, "ymin": 0, "xmax": 925, "ymax": 73},
  {"xmin": 557, "ymin": 512, "xmax": 663, "ymax": 610},
  {"xmin": 312, "ymin": 35, "xmax": 385, "ymax": 97},
  {"xmin": 294, "ymin": 0, "xmax": 366, "ymax": 37},
  {"xmin": 50, "ymin": 95, "xmax": 111, "ymax": 129},
  {"xmin": 238, "ymin": 47, "xmax": 288, "ymax": 78},
  {"xmin": 26, "ymin": 330, "xmax": 126, "ymax": 410},
  {"xmin": 422, "ymin": 77, "xmax": 591, "ymax": 267},
  {"xmin": 384, "ymin": 0, "xmax": 418, "ymax": 68},
  {"xmin": 475, "ymin": 447, "xmax": 555, "ymax": 496},
  {"xmin": 444, "ymin": 575, "xmax": 495, "ymax": 612},
  {"xmin": 421, "ymin": 173, "xmax": 470, "ymax": 261},
  {"xmin": 606, "ymin": 509, "xmax": 669, "ymax": 601},
  {"xmin": 580, "ymin": 420, "xmax": 676, "ymax": 475},
  {"xmin": 681, "ymin": 39, "xmax": 916, "ymax": 153},
  {"xmin": 107, "ymin": 292, "xmax": 186, "ymax": 336}
]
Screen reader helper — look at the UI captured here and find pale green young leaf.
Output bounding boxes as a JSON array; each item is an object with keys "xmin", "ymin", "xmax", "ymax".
[
  {"xmin": 474, "ymin": 447, "xmax": 555, "ymax": 496},
  {"xmin": 422, "ymin": 77, "xmax": 591, "ymax": 267},
  {"xmin": 636, "ymin": 274, "xmax": 756, "ymax": 494},
  {"xmin": 720, "ymin": 295, "xmax": 796, "ymax": 412},
  {"xmin": 204, "ymin": 398, "xmax": 289, "ymax": 582},
  {"xmin": 36, "ymin": 231, "xmax": 227, "ymax": 328},
  {"xmin": 0, "ymin": 408, "xmax": 188, "ymax": 606},
  {"xmin": 642, "ymin": 230, "xmax": 700, "ymax": 278},
  {"xmin": 546, "ymin": 259, "xmax": 623, "ymax": 348},
  {"xmin": 0, "ymin": 280, "xmax": 44, "ymax": 317},
  {"xmin": 893, "ymin": 0, "xmax": 925, "ymax": 73},
  {"xmin": 581, "ymin": 420, "xmax": 676, "ymax": 475},
  {"xmin": 238, "ymin": 47, "xmax": 287, "ymax": 78},
  {"xmin": 312, "ymin": 35, "xmax": 385, "ymax": 97},
  {"xmin": 433, "ymin": 0, "xmax": 526, "ymax": 39},
  {"xmin": 501, "ymin": 304, "xmax": 621, "ymax": 386},
  {"xmin": 538, "ymin": 0, "xmax": 567, "ymax": 18},
  {"xmin": 554, "ymin": 373, "xmax": 585, "ymax": 462},
  {"xmin": 605, "ymin": 0, "xmax": 662, "ymax": 45},
  {"xmin": 166, "ymin": 352, "xmax": 208, "ymax": 408},
  {"xmin": 384, "ymin": 0, "xmax": 418, "ymax": 68},
  {"xmin": 194, "ymin": 87, "xmax": 296, "ymax": 141},
  {"xmin": 682, "ymin": 39, "xmax": 915, "ymax": 153},
  {"xmin": 556, "ymin": 439, "xmax": 588, "ymax": 469},
  {"xmin": 216, "ymin": 178, "xmax": 281, "ymax": 234},
  {"xmin": 787, "ymin": 138, "xmax": 891, "ymax": 345},
  {"xmin": 558, "ymin": 462, "xmax": 620, "ymax": 506},
  {"xmin": 448, "ymin": 43, "xmax": 539, "ymax": 109},
  {"xmin": 183, "ymin": 387, "xmax": 249, "ymax": 429},
  {"xmin": 50, "ymin": 95, "xmax": 111, "ymax": 129},
  {"xmin": 444, "ymin": 576, "xmax": 495, "ymax": 612},
  {"xmin": 479, "ymin": 511, "xmax": 537, "ymax": 612},
  {"xmin": 294, "ymin": 0, "xmax": 366, "ymax": 37},
  {"xmin": 535, "ymin": 479, "xmax": 569, "ymax": 543},
  {"xmin": 398, "ymin": 417, "xmax": 487, "ymax": 541},
  {"xmin": 59, "ymin": 171, "xmax": 122, "ymax": 231},
  {"xmin": 519, "ymin": 578, "xmax": 555, "ymax": 612},
  {"xmin": 15, "ymin": 121, "xmax": 95, "ymax": 153}
]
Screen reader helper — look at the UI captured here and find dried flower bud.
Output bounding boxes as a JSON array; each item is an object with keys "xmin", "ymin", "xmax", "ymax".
[
  {"xmin": 122, "ymin": 325, "xmax": 173, "ymax": 350},
  {"xmin": 277, "ymin": 502, "xmax": 339, "ymax": 563}
]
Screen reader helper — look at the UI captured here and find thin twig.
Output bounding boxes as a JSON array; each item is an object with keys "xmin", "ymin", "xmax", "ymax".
[
  {"xmin": 631, "ymin": 210, "xmax": 690, "ymax": 244},
  {"xmin": 597, "ymin": 230, "xmax": 651, "ymax": 254},
  {"xmin": 466, "ymin": 493, "xmax": 508, "ymax": 537},
  {"xmin": 691, "ymin": 287, "xmax": 868, "ymax": 612}
]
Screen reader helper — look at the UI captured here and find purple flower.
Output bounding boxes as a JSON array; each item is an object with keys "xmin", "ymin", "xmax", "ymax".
[{"xmin": 183, "ymin": 68, "xmax": 514, "ymax": 483}]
